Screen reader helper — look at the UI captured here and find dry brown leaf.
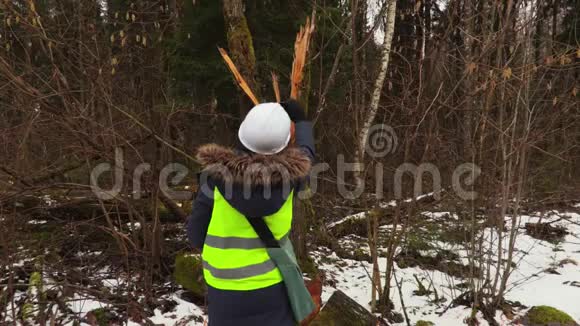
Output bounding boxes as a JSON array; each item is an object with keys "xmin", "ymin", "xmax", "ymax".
[
  {"xmin": 573, "ymin": 87, "xmax": 577, "ymax": 97},
  {"xmin": 502, "ymin": 67, "xmax": 512, "ymax": 80},
  {"xmin": 466, "ymin": 62, "xmax": 477, "ymax": 75},
  {"xmin": 552, "ymin": 96, "xmax": 558, "ymax": 106}
]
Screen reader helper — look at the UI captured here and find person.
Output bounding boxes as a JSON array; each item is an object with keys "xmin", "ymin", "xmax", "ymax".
[{"xmin": 186, "ymin": 99, "xmax": 315, "ymax": 326}]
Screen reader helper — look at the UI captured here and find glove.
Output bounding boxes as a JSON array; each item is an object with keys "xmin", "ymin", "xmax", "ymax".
[{"xmin": 280, "ymin": 99, "xmax": 307, "ymax": 122}]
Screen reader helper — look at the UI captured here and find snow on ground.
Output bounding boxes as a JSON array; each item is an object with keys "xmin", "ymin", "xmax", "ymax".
[
  {"xmin": 504, "ymin": 212, "xmax": 580, "ymax": 321},
  {"xmin": 67, "ymin": 294, "xmax": 110, "ymax": 317},
  {"xmin": 124, "ymin": 292, "xmax": 206, "ymax": 326},
  {"xmin": 314, "ymin": 208, "xmax": 580, "ymax": 325},
  {"xmin": 145, "ymin": 292, "xmax": 205, "ymax": 326},
  {"xmin": 313, "ymin": 251, "xmax": 498, "ymax": 325},
  {"xmin": 326, "ymin": 211, "xmax": 368, "ymax": 229},
  {"xmin": 421, "ymin": 211, "xmax": 459, "ymax": 220},
  {"xmin": 4, "ymin": 203, "xmax": 580, "ymax": 325},
  {"xmin": 26, "ymin": 219, "xmax": 47, "ymax": 225},
  {"xmin": 58, "ymin": 291, "xmax": 205, "ymax": 326}
]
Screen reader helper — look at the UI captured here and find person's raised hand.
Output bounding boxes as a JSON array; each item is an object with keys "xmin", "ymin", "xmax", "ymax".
[{"xmin": 280, "ymin": 99, "xmax": 307, "ymax": 122}]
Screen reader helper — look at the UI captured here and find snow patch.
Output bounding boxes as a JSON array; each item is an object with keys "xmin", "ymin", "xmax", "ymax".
[{"xmin": 27, "ymin": 220, "xmax": 47, "ymax": 225}]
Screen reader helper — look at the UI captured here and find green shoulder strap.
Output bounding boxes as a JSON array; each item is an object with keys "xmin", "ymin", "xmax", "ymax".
[{"xmin": 245, "ymin": 216, "xmax": 316, "ymax": 323}]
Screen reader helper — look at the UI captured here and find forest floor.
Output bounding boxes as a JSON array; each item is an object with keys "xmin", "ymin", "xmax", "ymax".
[
  {"xmin": 1, "ymin": 196, "xmax": 580, "ymax": 325},
  {"xmin": 314, "ymin": 203, "xmax": 580, "ymax": 325}
]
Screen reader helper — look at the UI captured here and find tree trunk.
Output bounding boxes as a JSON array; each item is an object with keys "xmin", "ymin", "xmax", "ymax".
[
  {"xmin": 310, "ymin": 290, "xmax": 387, "ymax": 326},
  {"xmin": 463, "ymin": 0, "xmax": 477, "ymax": 159},
  {"xmin": 222, "ymin": 0, "xmax": 259, "ymax": 116},
  {"xmin": 551, "ymin": 0, "xmax": 560, "ymax": 55},
  {"xmin": 352, "ymin": 0, "xmax": 397, "ymax": 313},
  {"xmin": 353, "ymin": 0, "xmax": 397, "ymax": 189}
]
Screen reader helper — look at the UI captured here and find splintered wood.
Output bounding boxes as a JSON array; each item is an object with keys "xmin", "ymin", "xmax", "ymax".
[
  {"xmin": 218, "ymin": 47, "xmax": 260, "ymax": 105},
  {"xmin": 219, "ymin": 12, "xmax": 315, "ymax": 103},
  {"xmin": 290, "ymin": 14, "xmax": 315, "ymax": 100},
  {"xmin": 271, "ymin": 72, "xmax": 281, "ymax": 103}
]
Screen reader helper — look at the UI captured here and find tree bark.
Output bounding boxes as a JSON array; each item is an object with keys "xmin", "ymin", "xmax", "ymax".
[
  {"xmin": 310, "ymin": 290, "xmax": 387, "ymax": 326},
  {"xmin": 222, "ymin": 0, "xmax": 259, "ymax": 116},
  {"xmin": 353, "ymin": 0, "xmax": 397, "ymax": 189},
  {"xmin": 352, "ymin": 0, "xmax": 397, "ymax": 313}
]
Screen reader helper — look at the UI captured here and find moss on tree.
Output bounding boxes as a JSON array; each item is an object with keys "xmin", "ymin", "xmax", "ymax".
[
  {"xmin": 523, "ymin": 306, "xmax": 578, "ymax": 326},
  {"xmin": 298, "ymin": 254, "xmax": 318, "ymax": 278},
  {"xmin": 310, "ymin": 290, "xmax": 382, "ymax": 325},
  {"xmin": 415, "ymin": 321, "xmax": 435, "ymax": 326},
  {"xmin": 88, "ymin": 308, "xmax": 111, "ymax": 326},
  {"xmin": 173, "ymin": 253, "xmax": 205, "ymax": 296},
  {"xmin": 226, "ymin": 18, "xmax": 256, "ymax": 69}
]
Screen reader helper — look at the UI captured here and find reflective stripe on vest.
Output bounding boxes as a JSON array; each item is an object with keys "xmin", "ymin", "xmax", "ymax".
[
  {"xmin": 204, "ymin": 232, "xmax": 290, "ymax": 250},
  {"xmin": 201, "ymin": 187, "xmax": 293, "ymax": 291},
  {"xmin": 202, "ymin": 259, "xmax": 276, "ymax": 279}
]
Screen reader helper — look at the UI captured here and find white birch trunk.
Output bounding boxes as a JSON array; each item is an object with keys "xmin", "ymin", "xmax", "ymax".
[
  {"xmin": 353, "ymin": 0, "xmax": 397, "ymax": 311},
  {"xmin": 354, "ymin": 0, "xmax": 397, "ymax": 189}
]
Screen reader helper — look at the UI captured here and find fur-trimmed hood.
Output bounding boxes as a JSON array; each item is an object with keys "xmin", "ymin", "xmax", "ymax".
[{"xmin": 196, "ymin": 143, "xmax": 311, "ymax": 186}]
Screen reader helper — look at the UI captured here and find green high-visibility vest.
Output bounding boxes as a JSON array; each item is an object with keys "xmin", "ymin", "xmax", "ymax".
[{"xmin": 202, "ymin": 187, "xmax": 293, "ymax": 291}]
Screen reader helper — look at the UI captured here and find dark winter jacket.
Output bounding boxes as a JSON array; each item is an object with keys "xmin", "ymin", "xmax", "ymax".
[{"xmin": 186, "ymin": 121, "xmax": 315, "ymax": 326}]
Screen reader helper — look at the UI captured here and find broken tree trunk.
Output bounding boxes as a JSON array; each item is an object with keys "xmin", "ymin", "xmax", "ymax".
[
  {"xmin": 289, "ymin": 13, "xmax": 315, "ymax": 266},
  {"xmin": 309, "ymin": 290, "xmax": 388, "ymax": 326},
  {"xmin": 222, "ymin": 0, "xmax": 259, "ymax": 116}
]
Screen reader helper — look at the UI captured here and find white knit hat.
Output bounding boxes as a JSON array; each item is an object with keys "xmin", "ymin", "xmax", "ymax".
[{"xmin": 238, "ymin": 103, "xmax": 291, "ymax": 155}]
